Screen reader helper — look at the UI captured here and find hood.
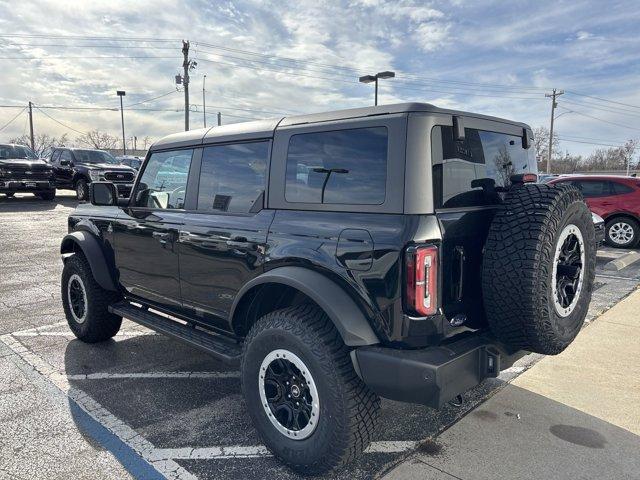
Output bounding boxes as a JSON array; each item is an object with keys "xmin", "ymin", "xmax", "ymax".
[
  {"xmin": 0, "ymin": 158, "xmax": 51, "ymax": 168},
  {"xmin": 84, "ymin": 163, "xmax": 135, "ymax": 172}
]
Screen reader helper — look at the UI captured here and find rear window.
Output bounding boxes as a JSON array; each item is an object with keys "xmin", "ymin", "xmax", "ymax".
[
  {"xmin": 611, "ymin": 181, "xmax": 634, "ymax": 195},
  {"xmin": 571, "ymin": 180, "xmax": 609, "ymax": 198},
  {"xmin": 285, "ymin": 127, "xmax": 388, "ymax": 205},
  {"xmin": 432, "ymin": 126, "xmax": 537, "ymax": 208}
]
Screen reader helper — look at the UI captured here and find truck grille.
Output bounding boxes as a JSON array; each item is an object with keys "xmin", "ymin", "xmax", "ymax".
[
  {"xmin": 2, "ymin": 165, "xmax": 52, "ymax": 181},
  {"xmin": 104, "ymin": 171, "xmax": 134, "ymax": 182}
]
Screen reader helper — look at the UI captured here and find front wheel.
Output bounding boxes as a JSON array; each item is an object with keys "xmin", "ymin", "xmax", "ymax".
[
  {"xmin": 76, "ymin": 179, "xmax": 88, "ymax": 200},
  {"xmin": 241, "ymin": 304, "xmax": 380, "ymax": 475},
  {"xmin": 4, "ymin": 192, "xmax": 15, "ymax": 198},
  {"xmin": 605, "ymin": 217, "xmax": 639, "ymax": 248},
  {"xmin": 61, "ymin": 254, "xmax": 122, "ymax": 342}
]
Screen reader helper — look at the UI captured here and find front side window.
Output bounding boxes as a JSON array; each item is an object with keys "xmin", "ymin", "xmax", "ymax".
[
  {"xmin": 285, "ymin": 127, "xmax": 388, "ymax": 205},
  {"xmin": 134, "ymin": 149, "xmax": 193, "ymax": 209},
  {"xmin": 60, "ymin": 150, "xmax": 73, "ymax": 163},
  {"xmin": 197, "ymin": 142, "xmax": 268, "ymax": 213},
  {"xmin": 572, "ymin": 180, "xmax": 609, "ymax": 198},
  {"xmin": 432, "ymin": 125, "xmax": 537, "ymax": 208}
]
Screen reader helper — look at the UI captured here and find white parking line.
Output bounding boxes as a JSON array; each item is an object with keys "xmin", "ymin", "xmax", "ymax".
[
  {"xmin": 66, "ymin": 371, "xmax": 240, "ymax": 380},
  {"xmin": 0, "ymin": 332, "xmax": 196, "ymax": 480},
  {"xmin": 13, "ymin": 331, "xmax": 156, "ymax": 337}
]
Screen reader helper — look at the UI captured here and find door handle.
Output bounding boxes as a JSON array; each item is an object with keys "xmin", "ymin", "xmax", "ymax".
[{"xmin": 152, "ymin": 231, "xmax": 171, "ymax": 244}]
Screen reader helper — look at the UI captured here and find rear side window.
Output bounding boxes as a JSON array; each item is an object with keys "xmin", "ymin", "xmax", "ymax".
[
  {"xmin": 285, "ymin": 127, "xmax": 388, "ymax": 205},
  {"xmin": 432, "ymin": 126, "xmax": 536, "ymax": 208},
  {"xmin": 611, "ymin": 181, "xmax": 634, "ymax": 195},
  {"xmin": 198, "ymin": 141, "xmax": 268, "ymax": 213}
]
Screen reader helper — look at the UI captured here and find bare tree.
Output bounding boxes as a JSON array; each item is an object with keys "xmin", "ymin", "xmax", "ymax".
[
  {"xmin": 76, "ymin": 130, "xmax": 119, "ymax": 150},
  {"xmin": 533, "ymin": 126, "xmax": 561, "ymax": 171},
  {"xmin": 583, "ymin": 139, "xmax": 638, "ymax": 172},
  {"xmin": 142, "ymin": 136, "xmax": 152, "ymax": 150},
  {"xmin": 9, "ymin": 133, "xmax": 69, "ymax": 157},
  {"xmin": 492, "ymin": 145, "xmax": 514, "ymax": 185}
]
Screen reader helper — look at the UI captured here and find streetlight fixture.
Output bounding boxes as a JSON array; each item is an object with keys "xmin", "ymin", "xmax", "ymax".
[
  {"xmin": 359, "ymin": 71, "xmax": 395, "ymax": 106},
  {"xmin": 116, "ymin": 90, "xmax": 126, "ymax": 155}
]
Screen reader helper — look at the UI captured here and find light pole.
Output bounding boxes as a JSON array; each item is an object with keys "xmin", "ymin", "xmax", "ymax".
[
  {"xmin": 359, "ymin": 71, "xmax": 395, "ymax": 106},
  {"xmin": 202, "ymin": 74, "xmax": 207, "ymax": 128},
  {"xmin": 116, "ymin": 90, "xmax": 126, "ymax": 156}
]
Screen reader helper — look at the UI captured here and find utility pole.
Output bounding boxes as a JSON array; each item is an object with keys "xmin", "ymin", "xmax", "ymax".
[
  {"xmin": 182, "ymin": 40, "xmax": 190, "ymax": 131},
  {"xmin": 202, "ymin": 74, "xmax": 207, "ymax": 128},
  {"xmin": 545, "ymin": 88, "xmax": 564, "ymax": 174},
  {"xmin": 117, "ymin": 91, "xmax": 126, "ymax": 156},
  {"xmin": 217, "ymin": 112, "xmax": 221, "ymax": 126},
  {"xmin": 28, "ymin": 101, "xmax": 34, "ymax": 150},
  {"xmin": 134, "ymin": 136, "xmax": 137, "ymax": 151}
]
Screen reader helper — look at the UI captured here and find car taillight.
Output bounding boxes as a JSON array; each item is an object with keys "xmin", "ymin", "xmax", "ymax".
[{"xmin": 405, "ymin": 245, "xmax": 438, "ymax": 316}]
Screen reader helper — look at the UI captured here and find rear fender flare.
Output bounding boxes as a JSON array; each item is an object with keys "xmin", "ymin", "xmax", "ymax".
[
  {"xmin": 60, "ymin": 231, "xmax": 118, "ymax": 291},
  {"xmin": 231, "ymin": 266, "xmax": 380, "ymax": 346}
]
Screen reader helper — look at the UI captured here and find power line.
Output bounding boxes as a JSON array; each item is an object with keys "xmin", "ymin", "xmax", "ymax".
[
  {"xmin": 0, "ymin": 106, "xmax": 26, "ymax": 132},
  {"xmin": 557, "ymin": 137, "xmax": 626, "ymax": 147},
  {"xmin": 33, "ymin": 105, "xmax": 87, "ymax": 135},
  {"xmin": 565, "ymin": 90, "xmax": 640, "ymax": 110},
  {"xmin": 557, "ymin": 106, "xmax": 640, "ymax": 132},
  {"xmin": 561, "ymin": 98, "xmax": 640, "ymax": 119},
  {"xmin": 126, "ymin": 90, "xmax": 179, "ymax": 107}
]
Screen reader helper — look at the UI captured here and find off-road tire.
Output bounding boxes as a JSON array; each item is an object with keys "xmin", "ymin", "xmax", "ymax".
[
  {"xmin": 36, "ymin": 189, "xmax": 56, "ymax": 201},
  {"xmin": 76, "ymin": 178, "xmax": 88, "ymax": 201},
  {"xmin": 241, "ymin": 304, "xmax": 380, "ymax": 475},
  {"xmin": 605, "ymin": 216, "xmax": 639, "ymax": 248},
  {"xmin": 61, "ymin": 254, "xmax": 122, "ymax": 342},
  {"xmin": 482, "ymin": 184, "xmax": 596, "ymax": 355}
]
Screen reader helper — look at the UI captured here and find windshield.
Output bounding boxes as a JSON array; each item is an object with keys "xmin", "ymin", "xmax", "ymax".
[
  {"xmin": 0, "ymin": 144, "xmax": 38, "ymax": 160},
  {"xmin": 74, "ymin": 149, "xmax": 118, "ymax": 164}
]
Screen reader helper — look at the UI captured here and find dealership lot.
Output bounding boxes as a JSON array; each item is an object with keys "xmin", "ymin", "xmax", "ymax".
[{"xmin": 1, "ymin": 192, "xmax": 639, "ymax": 480}]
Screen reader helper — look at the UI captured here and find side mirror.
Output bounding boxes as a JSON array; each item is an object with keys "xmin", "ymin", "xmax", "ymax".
[
  {"xmin": 60, "ymin": 159, "xmax": 70, "ymax": 166},
  {"xmin": 90, "ymin": 182, "xmax": 117, "ymax": 206}
]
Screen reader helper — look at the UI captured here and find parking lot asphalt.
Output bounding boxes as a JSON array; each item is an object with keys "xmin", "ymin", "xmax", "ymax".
[{"xmin": 1, "ymin": 191, "xmax": 639, "ymax": 480}]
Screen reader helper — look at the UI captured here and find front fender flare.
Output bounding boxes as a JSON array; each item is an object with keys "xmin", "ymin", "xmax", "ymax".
[
  {"xmin": 60, "ymin": 231, "xmax": 118, "ymax": 291},
  {"xmin": 232, "ymin": 266, "xmax": 380, "ymax": 346}
]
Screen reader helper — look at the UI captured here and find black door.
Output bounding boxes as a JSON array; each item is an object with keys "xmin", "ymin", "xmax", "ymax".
[
  {"xmin": 113, "ymin": 148, "xmax": 195, "ymax": 311},
  {"xmin": 55, "ymin": 149, "xmax": 75, "ymax": 187},
  {"xmin": 178, "ymin": 141, "xmax": 271, "ymax": 323}
]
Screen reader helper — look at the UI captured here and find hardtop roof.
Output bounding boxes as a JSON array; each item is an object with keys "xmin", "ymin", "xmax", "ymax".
[{"xmin": 150, "ymin": 102, "xmax": 532, "ymax": 151}]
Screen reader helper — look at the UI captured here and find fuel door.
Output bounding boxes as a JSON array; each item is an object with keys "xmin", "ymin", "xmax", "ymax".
[{"xmin": 336, "ymin": 228, "xmax": 374, "ymax": 271}]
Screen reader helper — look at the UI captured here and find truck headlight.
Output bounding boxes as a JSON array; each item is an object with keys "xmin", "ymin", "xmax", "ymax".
[{"xmin": 89, "ymin": 170, "xmax": 102, "ymax": 181}]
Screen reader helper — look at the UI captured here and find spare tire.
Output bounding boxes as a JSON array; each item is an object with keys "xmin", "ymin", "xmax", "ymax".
[{"xmin": 482, "ymin": 183, "xmax": 596, "ymax": 355}]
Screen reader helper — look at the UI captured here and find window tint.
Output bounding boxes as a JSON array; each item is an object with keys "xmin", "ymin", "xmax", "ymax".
[
  {"xmin": 51, "ymin": 150, "xmax": 61, "ymax": 163},
  {"xmin": 285, "ymin": 127, "xmax": 388, "ymax": 205},
  {"xmin": 197, "ymin": 142, "xmax": 268, "ymax": 213},
  {"xmin": 572, "ymin": 180, "xmax": 609, "ymax": 198},
  {"xmin": 432, "ymin": 126, "xmax": 537, "ymax": 208},
  {"xmin": 134, "ymin": 149, "xmax": 193, "ymax": 209},
  {"xmin": 60, "ymin": 150, "xmax": 73, "ymax": 162},
  {"xmin": 611, "ymin": 181, "xmax": 634, "ymax": 195}
]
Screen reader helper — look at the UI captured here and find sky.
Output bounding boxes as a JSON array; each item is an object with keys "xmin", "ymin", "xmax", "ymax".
[{"xmin": 1, "ymin": 0, "xmax": 639, "ymax": 159}]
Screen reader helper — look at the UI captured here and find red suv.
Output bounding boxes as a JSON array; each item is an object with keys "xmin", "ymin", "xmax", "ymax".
[{"xmin": 550, "ymin": 175, "xmax": 640, "ymax": 248}]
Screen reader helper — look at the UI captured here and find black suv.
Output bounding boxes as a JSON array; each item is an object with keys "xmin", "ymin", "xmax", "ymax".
[
  {"xmin": 0, "ymin": 144, "xmax": 56, "ymax": 200},
  {"xmin": 49, "ymin": 147, "xmax": 136, "ymax": 200},
  {"xmin": 59, "ymin": 103, "xmax": 596, "ymax": 474}
]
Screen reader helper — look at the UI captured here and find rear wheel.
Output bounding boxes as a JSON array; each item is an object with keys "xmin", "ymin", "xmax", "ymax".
[
  {"xmin": 61, "ymin": 254, "xmax": 122, "ymax": 342},
  {"xmin": 605, "ymin": 217, "xmax": 639, "ymax": 248},
  {"xmin": 5, "ymin": 192, "xmax": 15, "ymax": 198},
  {"xmin": 241, "ymin": 304, "xmax": 380, "ymax": 475},
  {"xmin": 483, "ymin": 184, "xmax": 596, "ymax": 355}
]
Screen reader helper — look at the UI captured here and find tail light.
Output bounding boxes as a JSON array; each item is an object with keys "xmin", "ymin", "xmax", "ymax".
[{"xmin": 404, "ymin": 245, "xmax": 438, "ymax": 316}]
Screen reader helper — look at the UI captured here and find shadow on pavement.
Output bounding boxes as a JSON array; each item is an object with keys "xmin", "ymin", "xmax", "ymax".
[
  {"xmin": 61, "ymin": 334, "xmax": 504, "ymax": 480},
  {"xmin": 388, "ymin": 384, "xmax": 640, "ymax": 480},
  {"xmin": 0, "ymin": 193, "xmax": 79, "ymax": 211}
]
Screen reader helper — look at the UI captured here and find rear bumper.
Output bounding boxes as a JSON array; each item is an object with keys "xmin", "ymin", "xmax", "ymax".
[
  {"xmin": 352, "ymin": 333, "xmax": 525, "ymax": 409},
  {"xmin": 0, "ymin": 179, "xmax": 55, "ymax": 191}
]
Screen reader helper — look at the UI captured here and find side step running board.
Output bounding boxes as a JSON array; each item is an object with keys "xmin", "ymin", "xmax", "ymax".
[{"xmin": 109, "ymin": 301, "xmax": 242, "ymax": 366}]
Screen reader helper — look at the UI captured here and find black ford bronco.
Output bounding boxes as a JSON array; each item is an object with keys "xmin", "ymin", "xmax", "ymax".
[
  {"xmin": 49, "ymin": 147, "xmax": 136, "ymax": 200},
  {"xmin": 60, "ymin": 103, "xmax": 596, "ymax": 474}
]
